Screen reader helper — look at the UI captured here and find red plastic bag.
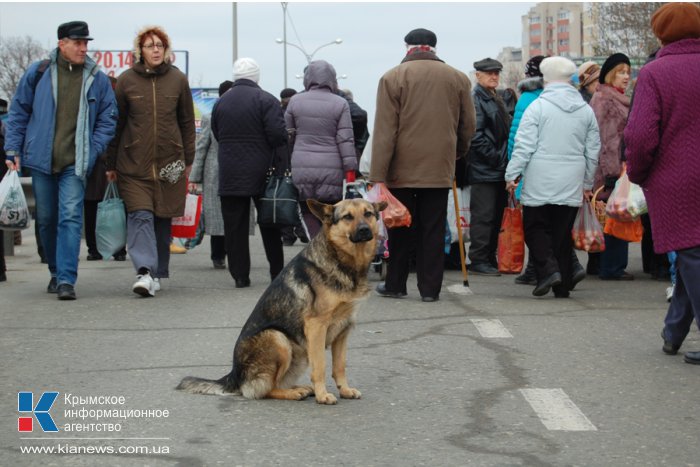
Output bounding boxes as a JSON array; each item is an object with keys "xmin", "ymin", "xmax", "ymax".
[
  {"xmin": 497, "ymin": 194, "xmax": 524, "ymax": 274},
  {"xmin": 572, "ymin": 198, "xmax": 606, "ymax": 253},
  {"xmin": 171, "ymin": 193, "xmax": 202, "ymax": 238},
  {"xmin": 604, "ymin": 216, "xmax": 643, "ymax": 243},
  {"xmin": 366, "ymin": 183, "xmax": 411, "ymax": 229}
]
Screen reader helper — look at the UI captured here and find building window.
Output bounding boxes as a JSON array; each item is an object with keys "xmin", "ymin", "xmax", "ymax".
[
  {"xmin": 530, "ymin": 29, "xmax": 541, "ymax": 36},
  {"xmin": 547, "ymin": 16, "xmax": 554, "ymax": 23},
  {"xmin": 531, "ymin": 42, "xmax": 541, "ymax": 49},
  {"xmin": 559, "ymin": 39, "xmax": 569, "ymax": 46},
  {"xmin": 530, "ymin": 15, "xmax": 540, "ymax": 24},
  {"xmin": 558, "ymin": 25, "xmax": 569, "ymax": 33},
  {"xmin": 558, "ymin": 11, "xmax": 569, "ymax": 20}
]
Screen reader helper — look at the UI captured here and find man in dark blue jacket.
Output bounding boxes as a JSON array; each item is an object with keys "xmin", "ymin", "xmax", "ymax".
[
  {"xmin": 4, "ymin": 21, "xmax": 117, "ymax": 300},
  {"xmin": 212, "ymin": 57, "xmax": 288, "ymax": 288}
]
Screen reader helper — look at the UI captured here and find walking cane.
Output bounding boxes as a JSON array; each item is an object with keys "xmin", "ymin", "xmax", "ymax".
[{"xmin": 451, "ymin": 180, "xmax": 473, "ymax": 294}]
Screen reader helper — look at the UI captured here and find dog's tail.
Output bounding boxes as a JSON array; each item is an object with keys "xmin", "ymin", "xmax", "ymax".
[{"xmin": 176, "ymin": 373, "xmax": 238, "ymax": 396}]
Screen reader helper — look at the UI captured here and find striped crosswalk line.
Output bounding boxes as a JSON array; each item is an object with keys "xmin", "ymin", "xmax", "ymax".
[
  {"xmin": 471, "ymin": 319, "xmax": 513, "ymax": 338},
  {"xmin": 520, "ymin": 388, "xmax": 597, "ymax": 431}
]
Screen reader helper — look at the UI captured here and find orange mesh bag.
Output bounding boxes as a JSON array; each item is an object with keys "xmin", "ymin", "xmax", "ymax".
[{"xmin": 497, "ymin": 193, "xmax": 524, "ymax": 274}]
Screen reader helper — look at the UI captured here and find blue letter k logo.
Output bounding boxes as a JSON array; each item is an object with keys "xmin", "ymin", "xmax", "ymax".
[{"xmin": 18, "ymin": 392, "xmax": 59, "ymax": 432}]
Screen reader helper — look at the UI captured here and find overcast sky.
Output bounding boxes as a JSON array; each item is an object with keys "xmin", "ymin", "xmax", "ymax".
[{"xmin": 0, "ymin": 1, "xmax": 535, "ymax": 121}]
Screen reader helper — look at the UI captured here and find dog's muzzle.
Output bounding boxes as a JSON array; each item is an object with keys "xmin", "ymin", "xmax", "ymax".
[{"xmin": 350, "ymin": 224, "xmax": 374, "ymax": 243}]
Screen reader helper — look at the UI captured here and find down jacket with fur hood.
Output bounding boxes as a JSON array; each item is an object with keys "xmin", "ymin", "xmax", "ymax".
[{"xmin": 284, "ymin": 60, "xmax": 356, "ymax": 202}]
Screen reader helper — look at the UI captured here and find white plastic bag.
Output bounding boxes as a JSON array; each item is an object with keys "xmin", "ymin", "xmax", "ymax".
[
  {"xmin": 0, "ymin": 170, "xmax": 31, "ymax": 230},
  {"xmin": 447, "ymin": 186, "xmax": 470, "ymax": 243}
]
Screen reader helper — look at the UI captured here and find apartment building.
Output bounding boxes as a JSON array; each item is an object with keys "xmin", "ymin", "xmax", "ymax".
[{"xmin": 521, "ymin": 2, "xmax": 584, "ymax": 62}]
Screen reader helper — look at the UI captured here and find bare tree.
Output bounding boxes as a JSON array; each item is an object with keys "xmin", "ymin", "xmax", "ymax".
[
  {"xmin": 591, "ymin": 2, "xmax": 700, "ymax": 58},
  {"xmin": 0, "ymin": 35, "xmax": 48, "ymax": 101}
]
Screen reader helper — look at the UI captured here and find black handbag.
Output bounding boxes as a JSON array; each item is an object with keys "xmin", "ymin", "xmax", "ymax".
[{"xmin": 257, "ymin": 145, "xmax": 300, "ymax": 227}]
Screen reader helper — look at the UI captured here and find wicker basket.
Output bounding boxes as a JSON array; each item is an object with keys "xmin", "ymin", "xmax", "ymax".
[{"xmin": 592, "ymin": 186, "xmax": 607, "ymax": 226}]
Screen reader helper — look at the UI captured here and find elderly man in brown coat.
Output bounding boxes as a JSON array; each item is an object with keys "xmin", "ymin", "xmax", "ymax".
[{"xmin": 370, "ymin": 28, "xmax": 476, "ymax": 302}]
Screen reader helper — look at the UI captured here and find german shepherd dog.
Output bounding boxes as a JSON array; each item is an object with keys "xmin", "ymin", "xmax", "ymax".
[{"xmin": 177, "ymin": 198, "xmax": 387, "ymax": 405}]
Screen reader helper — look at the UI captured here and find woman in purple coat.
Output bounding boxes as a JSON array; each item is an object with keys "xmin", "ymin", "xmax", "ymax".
[
  {"xmin": 284, "ymin": 60, "xmax": 357, "ymax": 238},
  {"xmin": 624, "ymin": 2, "xmax": 700, "ymax": 364}
]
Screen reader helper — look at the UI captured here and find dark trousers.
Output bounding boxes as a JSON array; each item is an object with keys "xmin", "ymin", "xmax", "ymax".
[
  {"xmin": 599, "ymin": 234, "xmax": 629, "ymax": 279},
  {"xmin": 385, "ymin": 187, "xmax": 448, "ymax": 298},
  {"xmin": 220, "ymin": 196, "xmax": 283, "ymax": 282},
  {"xmin": 210, "ymin": 235, "xmax": 226, "ymax": 261},
  {"xmin": 523, "ymin": 205, "xmax": 578, "ymax": 293},
  {"xmin": 0, "ymin": 230, "xmax": 5, "ymax": 274},
  {"xmin": 468, "ymin": 182, "xmax": 507, "ymax": 266},
  {"xmin": 300, "ymin": 202, "xmax": 322, "ymax": 240},
  {"xmin": 641, "ymin": 214, "xmax": 670, "ymax": 277},
  {"xmin": 664, "ymin": 246, "xmax": 700, "ymax": 346}
]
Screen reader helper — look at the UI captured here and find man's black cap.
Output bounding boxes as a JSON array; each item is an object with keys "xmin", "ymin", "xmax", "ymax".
[
  {"xmin": 57, "ymin": 21, "xmax": 93, "ymax": 41},
  {"xmin": 404, "ymin": 28, "xmax": 437, "ymax": 47},
  {"xmin": 474, "ymin": 57, "xmax": 503, "ymax": 72}
]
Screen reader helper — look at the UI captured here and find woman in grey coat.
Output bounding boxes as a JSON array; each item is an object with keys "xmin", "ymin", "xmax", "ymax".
[
  {"xmin": 284, "ymin": 60, "xmax": 357, "ymax": 238},
  {"xmin": 188, "ymin": 81, "xmax": 232, "ymax": 268}
]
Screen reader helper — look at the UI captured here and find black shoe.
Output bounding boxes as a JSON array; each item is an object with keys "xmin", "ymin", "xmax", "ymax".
[
  {"xmin": 533, "ymin": 272, "xmax": 562, "ymax": 297},
  {"xmin": 469, "ymin": 263, "xmax": 501, "ymax": 276},
  {"xmin": 600, "ymin": 271, "xmax": 635, "ymax": 281},
  {"xmin": 294, "ymin": 226, "xmax": 309, "ymax": 244},
  {"xmin": 212, "ymin": 259, "xmax": 226, "ymax": 269},
  {"xmin": 375, "ymin": 283, "xmax": 407, "ymax": 299},
  {"xmin": 113, "ymin": 254, "xmax": 126, "ymax": 261},
  {"xmin": 570, "ymin": 264, "xmax": 586, "ymax": 290},
  {"xmin": 515, "ymin": 264, "xmax": 537, "ymax": 285},
  {"xmin": 47, "ymin": 277, "xmax": 58, "ymax": 294},
  {"xmin": 0, "ymin": 271, "xmax": 6, "ymax": 282},
  {"xmin": 57, "ymin": 283, "xmax": 76, "ymax": 300},
  {"xmin": 661, "ymin": 329, "xmax": 680, "ymax": 355},
  {"xmin": 87, "ymin": 252, "xmax": 103, "ymax": 261},
  {"xmin": 683, "ymin": 351, "xmax": 700, "ymax": 365},
  {"xmin": 421, "ymin": 296, "xmax": 439, "ymax": 303},
  {"xmin": 235, "ymin": 278, "xmax": 251, "ymax": 288}
]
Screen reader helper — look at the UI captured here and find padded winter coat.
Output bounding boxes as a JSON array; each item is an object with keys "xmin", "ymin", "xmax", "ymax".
[{"xmin": 285, "ymin": 60, "xmax": 356, "ymax": 202}]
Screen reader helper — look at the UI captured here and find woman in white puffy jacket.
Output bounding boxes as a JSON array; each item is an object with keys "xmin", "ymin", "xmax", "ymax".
[{"xmin": 505, "ymin": 56, "xmax": 600, "ymax": 298}]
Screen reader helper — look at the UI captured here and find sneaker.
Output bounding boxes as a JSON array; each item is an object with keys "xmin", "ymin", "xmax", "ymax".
[
  {"xmin": 153, "ymin": 278, "xmax": 161, "ymax": 292},
  {"xmin": 133, "ymin": 273, "xmax": 156, "ymax": 297},
  {"xmin": 666, "ymin": 285, "xmax": 674, "ymax": 302},
  {"xmin": 170, "ymin": 242, "xmax": 187, "ymax": 254}
]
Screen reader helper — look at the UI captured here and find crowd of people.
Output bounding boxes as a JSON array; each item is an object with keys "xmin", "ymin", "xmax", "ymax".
[{"xmin": 2, "ymin": 3, "xmax": 699, "ymax": 363}]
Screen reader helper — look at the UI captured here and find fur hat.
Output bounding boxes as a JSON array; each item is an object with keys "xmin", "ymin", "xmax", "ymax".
[
  {"xmin": 578, "ymin": 61, "xmax": 601, "ymax": 88},
  {"xmin": 133, "ymin": 25, "xmax": 172, "ymax": 65},
  {"xmin": 540, "ymin": 56, "xmax": 577, "ymax": 83},
  {"xmin": 599, "ymin": 53, "xmax": 630, "ymax": 84},
  {"xmin": 524, "ymin": 55, "xmax": 545, "ymax": 78},
  {"xmin": 651, "ymin": 2, "xmax": 700, "ymax": 44},
  {"xmin": 233, "ymin": 58, "xmax": 260, "ymax": 83},
  {"xmin": 404, "ymin": 28, "xmax": 437, "ymax": 47}
]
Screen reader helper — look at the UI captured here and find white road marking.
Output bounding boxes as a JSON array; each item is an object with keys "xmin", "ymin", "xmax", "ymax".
[
  {"xmin": 471, "ymin": 319, "xmax": 513, "ymax": 338},
  {"xmin": 520, "ymin": 388, "xmax": 597, "ymax": 431}
]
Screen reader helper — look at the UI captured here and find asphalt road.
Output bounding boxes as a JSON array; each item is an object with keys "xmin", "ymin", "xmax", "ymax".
[{"xmin": 1, "ymin": 231, "xmax": 698, "ymax": 466}]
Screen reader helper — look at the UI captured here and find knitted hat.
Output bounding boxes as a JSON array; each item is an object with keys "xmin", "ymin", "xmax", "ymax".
[
  {"xmin": 651, "ymin": 2, "xmax": 700, "ymax": 44},
  {"xmin": 599, "ymin": 53, "xmax": 630, "ymax": 84},
  {"xmin": 524, "ymin": 55, "xmax": 545, "ymax": 77},
  {"xmin": 578, "ymin": 61, "xmax": 601, "ymax": 88},
  {"xmin": 233, "ymin": 57, "xmax": 260, "ymax": 83},
  {"xmin": 404, "ymin": 28, "xmax": 437, "ymax": 47},
  {"xmin": 540, "ymin": 56, "xmax": 577, "ymax": 83}
]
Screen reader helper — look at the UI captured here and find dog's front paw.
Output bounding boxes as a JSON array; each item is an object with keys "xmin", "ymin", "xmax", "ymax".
[
  {"xmin": 291, "ymin": 386, "xmax": 314, "ymax": 400},
  {"xmin": 315, "ymin": 392, "xmax": 337, "ymax": 405},
  {"xmin": 339, "ymin": 387, "xmax": 362, "ymax": 399}
]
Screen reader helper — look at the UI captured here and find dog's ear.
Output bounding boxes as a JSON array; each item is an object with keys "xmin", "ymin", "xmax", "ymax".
[
  {"xmin": 306, "ymin": 199, "xmax": 334, "ymax": 223},
  {"xmin": 373, "ymin": 201, "xmax": 388, "ymax": 215}
]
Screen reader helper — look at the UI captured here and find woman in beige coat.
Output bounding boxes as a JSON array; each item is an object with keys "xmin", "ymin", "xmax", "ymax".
[{"xmin": 106, "ymin": 25, "xmax": 195, "ymax": 297}]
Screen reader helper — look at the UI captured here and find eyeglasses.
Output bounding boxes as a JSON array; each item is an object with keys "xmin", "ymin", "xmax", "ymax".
[{"xmin": 143, "ymin": 43, "xmax": 164, "ymax": 50}]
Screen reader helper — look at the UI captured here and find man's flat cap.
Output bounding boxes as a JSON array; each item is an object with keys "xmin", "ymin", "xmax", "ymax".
[
  {"xmin": 404, "ymin": 28, "xmax": 437, "ymax": 47},
  {"xmin": 57, "ymin": 21, "xmax": 93, "ymax": 41},
  {"xmin": 474, "ymin": 57, "xmax": 503, "ymax": 72}
]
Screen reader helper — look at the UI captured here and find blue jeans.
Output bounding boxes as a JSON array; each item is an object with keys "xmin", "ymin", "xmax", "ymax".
[{"xmin": 32, "ymin": 166, "xmax": 86, "ymax": 286}]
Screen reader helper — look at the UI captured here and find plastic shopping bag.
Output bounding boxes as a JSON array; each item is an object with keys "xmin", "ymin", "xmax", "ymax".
[
  {"xmin": 171, "ymin": 193, "xmax": 202, "ymax": 238},
  {"xmin": 0, "ymin": 170, "xmax": 31, "ymax": 230},
  {"xmin": 497, "ymin": 194, "xmax": 524, "ymax": 274},
  {"xmin": 604, "ymin": 216, "xmax": 643, "ymax": 243},
  {"xmin": 447, "ymin": 185, "xmax": 470, "ymax": 243},
  {"xmin": 605, "ymin": 173, "xmax": 647, "ymax": 221},
  {"xmin": 572, "ymin": 197, "xmax": 605, "ymax": 253},
  {"xmin": 95, "ymin": 182, "xmax": 127, "ymax": 258},
  {"xmin": 365, "ymin": 183, "xmax": 411, "ymax": 229}
]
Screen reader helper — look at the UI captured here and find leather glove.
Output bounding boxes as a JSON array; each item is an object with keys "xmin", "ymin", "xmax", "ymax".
[{"xmin": 604, "ymin": 176, "xmax": 618, "ymax": 190}]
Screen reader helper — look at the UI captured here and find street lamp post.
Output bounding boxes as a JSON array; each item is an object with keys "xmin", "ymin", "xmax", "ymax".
[
  {"xmin": 281, "ymin": 2, "xmax": 288, "ymax": 88},
  {"xmin": 276, "ymin": 37, "xmax": 342, "ymax": 83}
]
